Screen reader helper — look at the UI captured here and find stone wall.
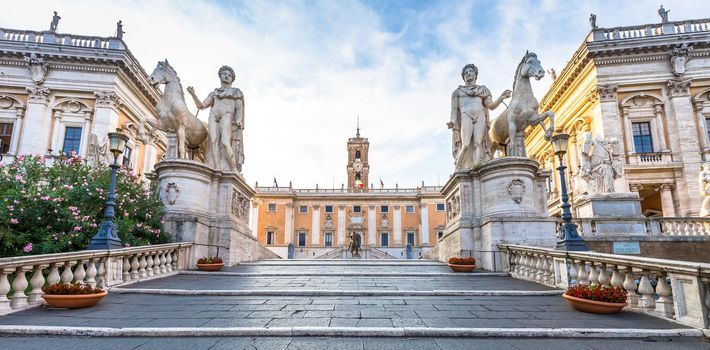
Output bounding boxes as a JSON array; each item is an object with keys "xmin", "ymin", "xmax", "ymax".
[{"xmin": 585, "ymin": 241, "xmax": 710, "ymax": 263}]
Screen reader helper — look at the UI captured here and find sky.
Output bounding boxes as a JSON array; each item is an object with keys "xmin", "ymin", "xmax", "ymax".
[{"xmin": 2, "ymin": 1, "xmax": 708, "ymax": 189}]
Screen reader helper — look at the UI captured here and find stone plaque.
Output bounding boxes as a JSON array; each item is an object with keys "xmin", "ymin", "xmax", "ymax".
[{"xmin": 612, "ymin": 241, "xmax": 641, "ymax": 255}]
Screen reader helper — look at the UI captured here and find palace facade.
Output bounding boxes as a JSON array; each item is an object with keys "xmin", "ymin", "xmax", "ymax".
[
  {"xmin": 525, "ymin": 16, "xmax": 710, "ymax": 218},
  {"xmin": 0, "ymin": 23, "xmax": 166, "ymax": 175},
  {"xmin": 251, "ymin": 130, "xmax": 446, "ymax": 259}
]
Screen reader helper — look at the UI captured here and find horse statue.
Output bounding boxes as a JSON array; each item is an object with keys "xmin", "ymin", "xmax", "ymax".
[
  {"xmin": 488, "ymin": 51, "xmax": 554, "ymax": 157},
  {"xmin": 347, "ymin": 232, "xmax": 361, "ymax": 258},
  {"xmin": 148, "ymin": 60, "xmax": 208, "ymax": 159}
]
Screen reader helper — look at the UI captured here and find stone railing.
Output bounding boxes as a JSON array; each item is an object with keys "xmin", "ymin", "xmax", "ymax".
[
  {"xmin": 653, "ymin": 217, "xmax": 710, "ymax": 237},
  {"xmin": 590, "ymin": 18, "xmax": 710, "ymax": 42},
  {"xmin": 0, "ymin": 243, "xmax": 192, "ymax": 313},
  {"xmin": 626, "ymin": 152, "xmax": 675, "ymax": 166},
  {"xmin": 0, "ymin": 28, "xmax": 125, "ymax": 50},
  {"xmin": 255, "ymin": 186, "xmax": 437, "ymax": 195},
  {"xmin": 564, "ymin": 217, "xmax": 710, "ymax": 240},
  {"xmin": 499, "ymin": 244, "xmax": 710, "ymax": 329}
]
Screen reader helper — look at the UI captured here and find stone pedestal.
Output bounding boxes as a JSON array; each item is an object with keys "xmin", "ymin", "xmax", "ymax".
[
  {"xmin": 573, "ymin": 192, "xmax": 647, "ymax": 237},
  {"xmin": 154, "ymin": 159, "xmax": 275, "ymax": 267},
  {"xmin": 438, "ymin": 157, "xmax": 556, "ymax": 271}
]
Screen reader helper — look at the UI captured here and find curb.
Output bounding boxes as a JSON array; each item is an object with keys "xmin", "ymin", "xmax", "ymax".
[
  {"xmin": 238, "ymin": 262, "xmax": 446, "ymax": 266},
  {"xmin": 179, "ymin": 271, "xmax": 510, "ymax": 277},
  {"xmin": 111, "ymin": 288, "xmax": 564, "ymax": 297},
  {"xmin": 0, "ymin": 325, "xmax": 702, "ymax": 338}
]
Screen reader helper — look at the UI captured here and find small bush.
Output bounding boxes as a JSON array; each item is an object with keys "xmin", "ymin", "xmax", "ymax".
[
  {"xmin": 42, "ymin": 282, "xmax": 103, "ymax": 295},
  {"xmin": 448, "ymin": 257, "xmax": 475, "ymax": 265},
  {"xmin": 197, "ymin": 256, "xmax": 223, "ymax": 264},
  {"xmin": 565, "ymin": 284, "xmax": 627, "ymax": 303}
]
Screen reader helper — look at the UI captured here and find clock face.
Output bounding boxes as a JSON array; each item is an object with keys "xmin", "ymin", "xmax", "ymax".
[{"xmin": 353, "ymin": 160, "xmax": 363, "ymax": 172}]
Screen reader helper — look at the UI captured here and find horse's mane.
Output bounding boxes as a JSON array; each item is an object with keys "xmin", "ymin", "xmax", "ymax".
[
  {"xmin": 511, "ymin": 51, "xmax": 537, "ymax": 93},
  {"xmin": 161, "ymin": 61, "xmax": 185, "ymax": 100}
]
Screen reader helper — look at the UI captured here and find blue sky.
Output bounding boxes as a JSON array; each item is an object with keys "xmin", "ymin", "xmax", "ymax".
[{"xmin": 2, "ymin": 1, "xmax": 709, "ymax": 188}]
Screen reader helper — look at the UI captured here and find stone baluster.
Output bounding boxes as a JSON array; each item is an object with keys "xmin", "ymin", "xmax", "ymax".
[
  {"xmin": 46, "ymin": 263, "xmax": 60, "ymax": 285},
  {"xmin": 171, "ymin": 250, "xmax": 178, "ymax": 271},
  {"xmin": 74, "ymin": 260, "xmax": 86, "ymax": 284},
  {"xmin": 654, "ymin": 273, "xmax": 674, "ymax": 317},
  {"xmin": 10, "ymin": 266, "xmax": 30, "ymax": 309},
  {"xmin": 85, "ymin": 258, "xmax": 98, "ymax": 287},
  {"xmin": 152, "ymin": 252, "xmax": 162, "ymax": 275},
  {"xmin": 517, "ymin": 254, "xmax": 526, "ymax": 278},
  {"xmin": 703, "ymin": 277, "xmax": 710, "ymax": 327},
  {"xmin": 541, "ymin": 257, "xmax": 550, "ymax": 285},
  {"xmin": 577, "ymin": 261, "xmax": 590, "ymax": 286},
  {"xmin": 27, "ymin": 265, "xmax": 47, "ymax": 305},
  {"xmin": 547, "ymin": 257, "xmax": 555, "ymax": 285},
  {"xmin": 535, "ymin": 255, "xmax": 545, "ymax": 283},
  {"xmin": 588, "ymin": 262, "xmax": 600, "ymax": 286},
  {"xmin": 60, "ymin": 261, "xmax": 75, "ymax": 284},
  {"xmin": 122, "ymin": 257, "xmax": 131, "ymax": 282},
  {"xmin": 526, "ymin": 254, "xmax": 536, "ymax": 280},
  {"xmin": 160, "ymin": 251, "xmax": 168, "ymax": 274},
  {"xmin": 130, "ymin": 255, "xmax": 140, "ymax": 281},
  {"xmin": 0, "ymin": 268, "xmax": 13, "ymax": 311},
  {"xmin": 598, "ymin": 263, "xmax": 610, "ymax": 286},
  {"xmin": 622, "ymin": 267, "xmax": 639, "ymax": 306},
  {"xmin": 145, "ymin": 253, "xmax": 155, "ymax": 277},
  {"xmin": 165, "ymin": 251, "xmax": 173, "ymax": 273},
  {"xmin": 138, "ymin": 254, "xmax": 148, "ymax": 279},
  {"xmin": 510, "ymin": 254, "xmax": 519, "ymax": 277},
  {"xmin": 610, "ymin": 265, "xmax": 624, "ymax": 288},
  {"xmin": 637, "ymin": 270, "xmax": 656, "ymax": 309},
  {"xmin": 96, "ymin": 258, "xmax": 107, "ymax": 288},
  {"xmin": 568, "ymin": 261, "xmax": 578, "ymax": 286}
]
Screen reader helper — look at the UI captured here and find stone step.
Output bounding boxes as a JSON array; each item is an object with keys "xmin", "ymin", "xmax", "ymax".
[
  {"xmin": 240, "ymin": 260, "xmax": 444, "ymax": 266},
  {"xmin": 180, "ymin": 271, "xmax": 507, "ymax": 277},
  {"xmin": 112, "ymin": 287, "xmax": 564, "ymax": 297}
]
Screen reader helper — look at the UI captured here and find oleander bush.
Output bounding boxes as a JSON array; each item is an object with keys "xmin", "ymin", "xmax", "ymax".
[
  {"xmin": 565, "ymin": 284, "xmax": 628, "ymax": 303},
  {"xmin": 0, "ymin": 153, "xmax": 169, "ymax": 257}
]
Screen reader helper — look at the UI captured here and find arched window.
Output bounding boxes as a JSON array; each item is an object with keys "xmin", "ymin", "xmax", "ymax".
[{"xmin": 355, "ymin": 150, "xmax": 361, "ymax": 160}]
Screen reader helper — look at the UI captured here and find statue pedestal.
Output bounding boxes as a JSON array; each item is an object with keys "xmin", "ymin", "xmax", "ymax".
[
  {"xmin": 154, "ymin": 159, "xmax": 275, "ymax": 267},
  {"xmin": 572, "ymin": 193, "xmax": 647, "ymax": 237},
  {"xmin": 436, "ymin": 157, "xmax": 556, "ymax": 271}
]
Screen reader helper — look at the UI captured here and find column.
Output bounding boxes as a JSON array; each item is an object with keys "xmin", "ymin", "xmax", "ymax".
[
  {"xmin": 311, "ymin": 205, "xmax": 320, "ymax": 245},
  {"xmin": 249, "ymin": 202, "xmax": 259, "ymax": 237},
  {"xmin": 92, "ymin": 91, "xmax": 121, "ymax": 140},
  {"xmin": 393, "ymin": 205, "xmax": 402, "ymax": 245},
  {"xmin": 696, "ymin": 101, "xmax": 708, "ymax": 153},
  {"xmin": 654, "ymin": 105, "xmax": 669, "ymax": 151},
  {"xmin": 18, "ymin": 86, "xmax": 51, "ymax": 155},
  {"xmin": 667, "ymin": 79, "xmax": 701, "ymax": 215},
  {"xmin": 337, "ymin": 206, "xmax": 346, "ymax": 246},
  {"xmin": 659, "ymin": 184, "xmax": 676, "ymax": 217},
  {"xmin": 420, "ymin": 203, "xmax": 429, "ymax": 246},
  {"xmin": 568, "ymin": 130, "xmax": 580, "ymax": 177},
  {"xmin": 49, "ymin": 109, "xmax": 63, "ymax": 153},
  {"xmin": 284, "ymin": 204, "xmax": 294, "ymax": 244},
  {"xmin": 79, "ymin": 111, "xmax": 92, "ymax": 156},
  {"xmin": 367, "ymin": 205, "xmax": 376, "ymax": 246},
  {"xmin": 8, "ymin": 108, "xmax": 24, "ymax": 155},
  {"xmin": 620, "ymin": 106, "xmax": 635, "ymax": 160}
]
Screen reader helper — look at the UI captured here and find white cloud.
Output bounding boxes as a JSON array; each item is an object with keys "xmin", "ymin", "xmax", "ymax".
[{"xmin": 1, "ymin": 0, "xmax": 707, "ymax": 188}]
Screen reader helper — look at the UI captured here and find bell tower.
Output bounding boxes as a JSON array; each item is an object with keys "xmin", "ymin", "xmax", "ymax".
[{"xmin": 347, "ymin": 120, "xmax": 369, "ymax": 192}]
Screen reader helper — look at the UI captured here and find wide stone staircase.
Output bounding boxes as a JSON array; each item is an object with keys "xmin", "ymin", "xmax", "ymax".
[{"xmin": 0, "ymin": 258, "xmax": 708, "ymax": 349}]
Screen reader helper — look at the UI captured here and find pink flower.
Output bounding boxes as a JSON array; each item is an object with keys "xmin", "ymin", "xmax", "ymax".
[
  {"xmin": 23, "ymin": 243, "xmax": 32, "ymax": 253},
  {"xmin": 73, "ymin": 226, "xmax": 81, "ymax": 231},
  {"xmin": 10, "ymin": 218, "xmax": 18, "ymax": 225}
]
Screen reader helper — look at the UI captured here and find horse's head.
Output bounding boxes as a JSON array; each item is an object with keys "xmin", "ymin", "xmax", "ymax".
[
  {"xmin": 148, "ymin": 60, "xmax": 174, "ymax": 88},
  {"xmin": 520, "ymin": 51, "xmax": 545, "ymax": 81}
]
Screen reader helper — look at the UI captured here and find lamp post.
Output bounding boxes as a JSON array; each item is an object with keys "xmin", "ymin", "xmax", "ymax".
[
  {"xmin": 550, "ymin": 133, "xmax": 588, "ymax": 251},
  {"xmin": 88, "ymin": 131, "xmax": 128, "ymax": 250}
]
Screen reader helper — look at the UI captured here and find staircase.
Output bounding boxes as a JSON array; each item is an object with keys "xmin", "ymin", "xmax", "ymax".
[
  {"xmin": 0, "ymin": 259, "xmax": 705, "ymax": 348},
  {"xmin": 315, "ymin": 246, "xmax": 398, "ymax": 259}
]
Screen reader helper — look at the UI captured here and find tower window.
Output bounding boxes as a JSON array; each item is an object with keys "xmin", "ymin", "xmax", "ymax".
[{"xmin": 355, "ymin": 150, "xmax": 361, "ymax": 160}]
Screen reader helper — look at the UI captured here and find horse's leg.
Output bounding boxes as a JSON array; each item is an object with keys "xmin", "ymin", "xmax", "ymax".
[
  {"xmin": 177, "ymin": 125, "xmax": 186, "ymax": 159},
  {"xmin": 507, "ymin": 114, "xmax": 518, "ymax": 157},
  {"xmin": 542, "ymin": 110, "xmax": 555, "ymax": 140}
]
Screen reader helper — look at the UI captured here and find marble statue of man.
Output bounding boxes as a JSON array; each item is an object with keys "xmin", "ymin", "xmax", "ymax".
[
  {"xmin": 579, "ymin": 132, "xmax": 622, "ymax": 195},
  {"xmin": 187, "ymin": 66, "xmax": 244, "ymax": 172},
  {"xmin": 699, "ymin": 163, "xmax": 710, "ymax": 216},
  {"xmin": 448, "ymin": 63, "xmax": 511, "ymax": 170}
]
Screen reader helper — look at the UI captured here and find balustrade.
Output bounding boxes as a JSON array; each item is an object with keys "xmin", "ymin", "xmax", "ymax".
[
  {"xmin": 591, "ymin": 18, "xmax": 710, "ymax": 42},
  {"xmin": 500, "ymin": 244, "xmax": 710, "ymax": 329},
  {"xmin": 0, "ymin": 243, "xmax": 191, "ymax": 313}
]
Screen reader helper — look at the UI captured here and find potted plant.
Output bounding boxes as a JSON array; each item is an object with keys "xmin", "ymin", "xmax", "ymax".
[
  {"xmin": 196, "ymin": 256, "xmax": 224, "ymax": 271},
  {"xmin": 563, "ymin": 284, "xmax": 628, "ymax": 314},
  {"xmin": 447, "ymin": 257, "xmax": 476, "ymax": 272},
  {"xmin": 41, "ymin": 283, "xmax": 107, "ymax": 309}
]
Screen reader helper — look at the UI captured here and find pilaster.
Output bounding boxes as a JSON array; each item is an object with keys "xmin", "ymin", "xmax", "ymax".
[
  {"xmin": 92, "ymin": 91, "xmax": 121, "ymax": 141},
  {"xmin": 311, "ymin": 205, "xmax": 321, "ymax": 245},
  {"xmin": 420, "ymin": 203, "xmax": 429, "ymax": 246},
  {"xmin": 367, "ymin": 205, "xmax": 376, "ymax": 246},
  {"xmin": 337, "ymin": 206, "xmax": 346, "ymax": 246},
  {"xmin": 19, "ymin": 87, "xmax": 51, "ymax": 155},
  {"xmin": 393, "ymin": 205, "xmax": 402, "ymax": 245},
  {"xmin": 284, "ymin": 203, "xmax": 294, "ymax": 245},
  {"xmin": 667, "ymin": 79, "xmax": 701, "ymax": 215}
]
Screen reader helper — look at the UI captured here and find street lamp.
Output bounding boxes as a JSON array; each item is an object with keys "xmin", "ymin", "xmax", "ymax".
[
  {"xmin": 88, "ymin": 131, "xmax": 128, "ymax": 250},
  {"xmin": 550, "ymin": 133, "xmax": 588, "ymax": 251}
]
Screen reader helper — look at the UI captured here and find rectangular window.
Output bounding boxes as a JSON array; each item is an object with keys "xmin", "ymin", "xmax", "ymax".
[
  {"xmin": 268, "ymin": 203, "xmax": 277, "ymax": 212},
  {"xmin": 324, "ymin": 233, "xmax": 333, "ymax": 246},
  {"xmin": 62, "ymin": 127, "xmax": 82, "ymax": 155},
  {"xmin": 266, "ymin": 231, "xmax": 274, "ymax": 245},
  {"xmin": 325, "ymin": 205, "xmax": 333, "ymax": 213},
  {"xmin": 405, "ymin": 205, "xmax": 414, "ymax": 213},
  {"xmin": 437, "ymin": 231, "xmax": 444, "ymax": 240},
  {"xmin": 406, "ymin": 232, "xmax": 416, "ymax": 246},
  {"xmin": 0, "ymin": 123, "xmax": 13, "ymax": 154},
  {"xmin": 632, "ymin": 122, "xmax": 653, "ymax": 153},
  {"xmin": 381, "ymin": 233, "xmax": 389, "ymax": 246},
  {"xmin": 122, "ymin": 146, "xmax": 132, "ymax": 168},
  {"xmin": 298, "ymin": 232, "xmax": 307, "ymax": 246},
  {"xmin": 353, "ymin": 205, "xmax": 361, "ymax": 213},
  {"xmin": 436, "ymin": 203, "xmax": 445, "ymax": 211},
  {"xmin": 380, "ymin": 205, "xmax": 388, "ymax": 213},
  {"xmin": 706, "ymin": 118, "xmax": 710, "ymax": 144},
  {"xmin": 299, "ymin": 205, "xmax": 308, "ymax": 214}
]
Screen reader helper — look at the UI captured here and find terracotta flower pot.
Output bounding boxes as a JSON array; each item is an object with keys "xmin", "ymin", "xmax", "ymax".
[
  {"xmin": 196, "ymin": 262, "xmax": 224, "ymax": 271},
  {"xmin": 563, "ymin": 293, "xmax": 627, "ymax": 314},
  {"xmin": 42, "ymin": 290, "xmax": 108, "ymax": 309},
  {"xmin": 448, "ymin": 263, "xmax": 476, "ymax": 272}
]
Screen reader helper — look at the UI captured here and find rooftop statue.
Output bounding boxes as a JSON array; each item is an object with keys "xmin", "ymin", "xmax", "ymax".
[
  {"xmin": 658, "ymin": 5, "xmax": 670, "ymax": 23},
  {"xmin": 489, "ymin": 51, "xmax": 554, "ymax": 158},
  {"xmin": 49, "ymin": 11, "xmax": 60, "ymax": 33}
]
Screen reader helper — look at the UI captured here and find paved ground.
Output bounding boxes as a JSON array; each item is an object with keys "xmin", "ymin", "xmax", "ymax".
[
  {"xmin": 0, "ymin": 335, "xmax": 708, "ymax": 350},
  {"xmin": 220, "ymin": 263, "xmax": 457, "ymax": 274}
]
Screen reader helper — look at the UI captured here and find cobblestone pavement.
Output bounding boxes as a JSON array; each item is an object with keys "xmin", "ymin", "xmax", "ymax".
[{"xmin": 1, "ymin": 335, "xmax": 708, "ymax": 350}]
